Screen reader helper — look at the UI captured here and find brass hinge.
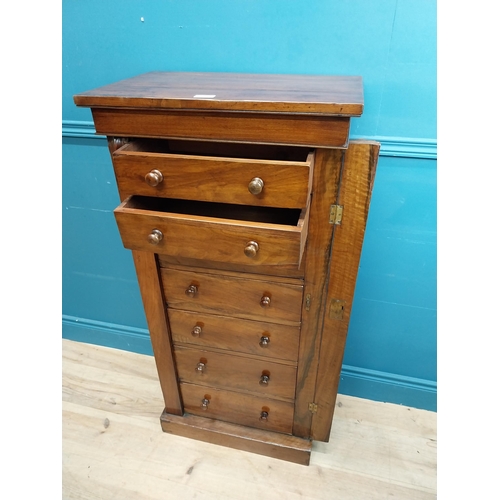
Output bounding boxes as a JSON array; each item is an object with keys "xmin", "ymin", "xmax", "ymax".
[
  {"xmin": 305, "ymin": 293, "xmax": 311, "ymax": 311},
  {"xmin": 329, "ymin": 204, "xmax": 343, "ymax": 225},
  {"xmin": 308, "ymin": 403, "xmax": 318, "ymax": 413}
]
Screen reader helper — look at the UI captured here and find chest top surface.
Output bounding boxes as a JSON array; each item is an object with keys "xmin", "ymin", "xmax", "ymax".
[{"xmin": 73, "ymin": 71, "xmax": 363, "ymax": 116}]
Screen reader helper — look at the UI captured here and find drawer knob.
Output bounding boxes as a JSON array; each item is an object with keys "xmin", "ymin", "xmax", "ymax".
[
  {"xmin": 259, "ymin": 336, "xmax": 270, "ymax": 348},
  {"xmin": 145, "ymin": 169, "xmax": 163, "ymax": 187},
  {"xmin": 259, "ymin": 411, "xmax": 269, "ymax": 421},
  {"xmin": 147, "ymin": 229, "xmax": 163, "ymax": 245},
  {"xmin": 201, "ymin": 398, "xmax": 210, "ymax": 410},
  {"xmin": 260, "ymin": 295, "xmax": 271, "ymax": 308},
  {"xmin": 259, "ymin": 374, "xmax": 270, "ymax": 386},
  {"xmin": 191, "ymin": 325, "xmax": 202, "ymax": 337},
  {"xmin": 185, "ymin": 285, "xmax": 198, "ymax": 298},
  {"xmin": 244, "ymin": 241, "xmax": 259, "ymax": 258},
  {"xmin": 196, "ymin": 362, "xmax": 206, "ymax": 374},
  {"xmin": 248, "ymin": 177, "xmax": 264, "ymax": 195}
]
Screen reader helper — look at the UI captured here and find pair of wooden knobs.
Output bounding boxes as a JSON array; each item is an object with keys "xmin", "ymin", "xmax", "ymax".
[
  {"xmin": 148, "ymin": 231, "xmax": 260, "ymax": 260},
  {"xmin": 186, "ymin": 284, "xmax": 271, "ymax": 308},
  {"xmin": 191, "ymin": 325, "xmax": 270, "ymax": 348},
  {"xmin": 145, "ymin": 170, "xmax": 265, "ymax": 196},
  {"xmin": 200, "ymin": 398, "xmax": 269, "ymax": 421},
  {"xmin": 196, "ymin": 362, "xmax": 270, "ymax": 386}
]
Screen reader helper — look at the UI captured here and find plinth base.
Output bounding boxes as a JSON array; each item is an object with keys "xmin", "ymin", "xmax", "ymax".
[{"xmin": 160, "ymin": 410, "xmax": 312, "ymax": 466}]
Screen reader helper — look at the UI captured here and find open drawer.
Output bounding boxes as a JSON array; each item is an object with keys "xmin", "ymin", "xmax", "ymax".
[
  {"xmin": 114, "ymin": 195, "xmax": 309, "ymax": 267},
  {"xmin": 112, "ymin": 139, "xmax": 314, "ymax": 209}
]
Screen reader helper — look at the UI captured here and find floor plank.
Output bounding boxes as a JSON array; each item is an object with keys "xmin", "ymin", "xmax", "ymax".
[{"xmin": 62, "ymin": 339, "xmax": 437, "ymax": 499}]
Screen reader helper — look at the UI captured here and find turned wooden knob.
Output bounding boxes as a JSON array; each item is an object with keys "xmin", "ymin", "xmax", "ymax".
[
  {"xmin": 185, "ymin": 285, "xmax": 198, "ymax": 298},
  {"xmin": 147, "ymin": 229, "xmax": 163, "ymax": 245},
  {"xmin": 145, "ymin": 169, "xmax": 163, "ymax": 187},
  {"xmin": 201, "ymin": 398, "xmax": 210, "ymax": 410},
  {"xmin": 260, "ymin": 295, "xmax": 271, "ymax": 307},
  {"xmin": 259, "ymin": 411, "xmax": 269, "ymax": 421},
  {"xmin": 259, "ymin": 374, "xmax": 270, "ymax": 386},
  {"xmin": 196, "ymin": 362, "xmax": 206, "ymax": 374},
  {"xmin": 259, "ymin": 336, "xmax": 270, "ymax": 348},
  {"xmin": 244, "ymin": 241, "xmax": 259, "ymax": 258},
  {"xmin": 191, "ymin": 325, "xmax": 202, "ymax": 337},
  {"xmin": 248, "ymin": 177, "xmax": 264, "ymax": 195}
]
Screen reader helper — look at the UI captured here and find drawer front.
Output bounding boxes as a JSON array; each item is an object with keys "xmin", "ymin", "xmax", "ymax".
[
  {"xmin": 92, "ymin": 107, "xmax": 351, "ymax": 149},
  {"xmin": 180, "ymin": 382, "xmax": 294, "ymax": 434},
  {"xmin": 114, "ymin": 196, "xmax": 309, "ymax": 268},
  {"xmin": 162, "ymin": 268, "xmax": 303, "ymax": 325},
  {"xmin": 175, "ymin": 346, "xmax": 297, "ymax": 401},
  {"xmin": 113, "ymin": 141, "xmax": 314, "ymax": 209},
  {"xmin": 169, "ymin": 309, "xmax": 300, "ymax": 362}
]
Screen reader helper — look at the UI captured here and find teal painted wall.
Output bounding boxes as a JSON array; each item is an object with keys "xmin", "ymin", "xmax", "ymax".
[{"xmin": 62, "ymin": 0, "xmax": 437, "ymax": 410}]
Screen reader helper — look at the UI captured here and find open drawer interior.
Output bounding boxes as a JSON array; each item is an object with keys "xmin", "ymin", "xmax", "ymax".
[
  {"xmin": 122, "ymin": 195, "xmax": 304, "ymax": 227},
  {"xmin": 117, "ymin": 138, "xmax": 312, "ymax": 162}
]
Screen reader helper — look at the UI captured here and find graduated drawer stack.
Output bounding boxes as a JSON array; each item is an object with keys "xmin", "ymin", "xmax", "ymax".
[{"xmin": 112, "ymin": 138, "xmax": 315, "ymax": 434}]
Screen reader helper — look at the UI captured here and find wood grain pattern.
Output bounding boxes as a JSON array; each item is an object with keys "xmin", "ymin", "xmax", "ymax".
[
  {"xmin": 311, "ymin": 140, "xmax": 380, "ymax": 441},
  {"xmin": 157, "ymin": 251, "xmax": 307, "ymax": 279},
  {"xmin": 161, "ymin": 266, "xmax": 304, "ymax": 325},
  {"xmin": 113, "ymin": 140, "xmax": 314, "ymax": 208},
  {"xmin": 63, "ymin": 339, "xmax": 437, "ymax": 491},
  {"xmin": 292, "ymin": 148, "xmax": 344, "ymax": 438},
  {"xmin": 74, "ymin": 71, "xmax": 363, "ymax": 116},
  {"xmin": 75, "ymin": 73, "xmax": 383, "ymax": 465},
  {"xmin": 114, "ymin": 196, "xmax": 309, "ymax": 267},
  {"xmin": 131, "ymin": 251, "xmax": 183, "ymax": 415},
  {"xmin": 159, "ymin": 261, "xmax": 304, "ymax": 286},
  {"xmin": 160, "ymin": 411, "xmax": 311, "ymax": 466},
  {"xmin": 169, "ymin": 309, "xmax": 300, "ymax": 361},
  {"xmin": 92, "ymin": 108, "xmax": 351, "ymax": 148},
  {"xmin": 178, "ymin": 382, "xmax": 295, "ymax": 434},
  {"xmin": 174, "ymin": 345, "xmax": 297, "ymax": 401}
]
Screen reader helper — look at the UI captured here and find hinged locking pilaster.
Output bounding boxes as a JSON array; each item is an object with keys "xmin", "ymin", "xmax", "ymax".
[{"xmin": 329, "ymin": 205, "xmax": 343, "ymax": 225}]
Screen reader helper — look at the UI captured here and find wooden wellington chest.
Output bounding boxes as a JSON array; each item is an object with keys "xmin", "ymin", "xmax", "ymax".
[{"xmin": 74, "ymin": 72, "xmax": 379, "ymax": 465}]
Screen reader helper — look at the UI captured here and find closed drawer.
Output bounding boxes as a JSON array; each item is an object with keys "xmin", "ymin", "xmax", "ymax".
[
  {"xmin": 169, "ymin": 309, "xmax": 300, "ymax": 362},
  {"xmin": 162, "ymin": 267, "xmax": 303, "ymax": 325},
  {"xmin": 175, "ymin": 346, "xmax": 297, "ymax": 401},
  {"xmin": 114, "ymin": 196, "xmax": 309, "ymax": 268},
  {"xmin": 113, "ymin": 139, "xmax": 314, "ymax": 209},
  {"xmin": 91, "ymin": 107, "xmax": 351, "ymax": 149},
  {"xmin": 180, "ymin": 382, "xmax": 294, "ymax": 434}
]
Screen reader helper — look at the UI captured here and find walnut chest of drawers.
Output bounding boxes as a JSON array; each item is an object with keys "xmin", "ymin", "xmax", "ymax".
[{"xmin": 74, "ymin": 72, "xmax": 379, "ymax": 465}]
